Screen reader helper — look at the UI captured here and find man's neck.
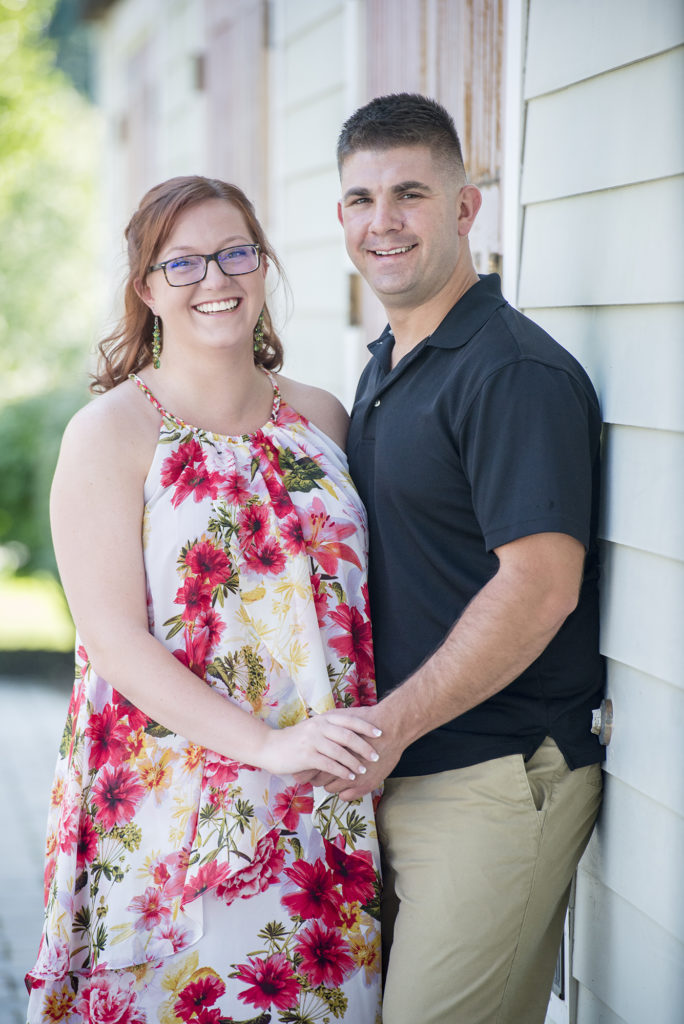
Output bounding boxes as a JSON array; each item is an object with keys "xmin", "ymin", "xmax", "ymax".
[{"xmin": 387, "ymin": 267, "xmax": 480, "ymax": 367}]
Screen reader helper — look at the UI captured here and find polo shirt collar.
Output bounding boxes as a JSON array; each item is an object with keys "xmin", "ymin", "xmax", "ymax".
[{"xmin": 367, "ymin": 273, "xmax": 507, "ymax": 366}]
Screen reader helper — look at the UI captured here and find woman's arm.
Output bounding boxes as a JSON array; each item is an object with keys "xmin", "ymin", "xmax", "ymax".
[{"xmin": 50, "ymin": 390, "xmax": 379, "ymax": 779}]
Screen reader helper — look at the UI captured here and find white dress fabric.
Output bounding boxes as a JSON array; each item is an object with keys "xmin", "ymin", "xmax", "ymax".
[{"xmin": 26, "ymin": 372, "xmax": 382, "ymax": 1024}]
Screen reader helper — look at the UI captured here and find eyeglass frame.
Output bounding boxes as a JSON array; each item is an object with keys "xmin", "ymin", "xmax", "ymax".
[{"xmin": 148, "ymin": 243, "xmax": 262, "ymax": 287}]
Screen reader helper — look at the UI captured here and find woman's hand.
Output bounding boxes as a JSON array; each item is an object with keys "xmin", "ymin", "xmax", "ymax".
[{"xmin": 258, "ymin": 710, "xmax": 382, "ymax": 780}]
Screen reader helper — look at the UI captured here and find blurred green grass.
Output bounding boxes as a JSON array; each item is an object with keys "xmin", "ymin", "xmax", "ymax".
[{"xmin": 0, "ymin": 573, "xmax": 74, "ymax": 651}]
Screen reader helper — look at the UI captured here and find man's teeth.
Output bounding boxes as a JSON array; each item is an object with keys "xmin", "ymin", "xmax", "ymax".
[
  {"xmin": 374, "ymin": 246, "xmax": 413, "ymax": 256},
  {"xmin": 195, "ymin": 299, "xmax": 239, "ymax": 313}
]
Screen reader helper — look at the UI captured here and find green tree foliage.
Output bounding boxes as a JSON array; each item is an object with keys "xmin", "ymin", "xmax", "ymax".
[{"xmin": 0, "ymin": 0, "xmax": 102, "ymax": 577}]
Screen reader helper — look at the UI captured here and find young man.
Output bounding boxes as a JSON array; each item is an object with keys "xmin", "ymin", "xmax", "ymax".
[{"xmin": 331, "ymin": 94, "xmax": 605, "ymax": 1023}]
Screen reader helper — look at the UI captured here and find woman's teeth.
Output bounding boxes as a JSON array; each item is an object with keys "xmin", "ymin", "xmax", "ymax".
[{"xmin": 195, "ymin": 299, "xmax": 239, "ymax": 313}]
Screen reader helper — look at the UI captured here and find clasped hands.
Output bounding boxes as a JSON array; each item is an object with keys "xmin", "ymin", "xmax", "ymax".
[{"xmin": 286, "ymin": 704, "xmax": 401, "ymax": 801}]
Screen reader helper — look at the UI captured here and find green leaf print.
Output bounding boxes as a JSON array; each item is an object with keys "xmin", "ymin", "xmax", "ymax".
[{"xmin": 279, "ymin": 449, "xmax": 325, "ymax": 492}]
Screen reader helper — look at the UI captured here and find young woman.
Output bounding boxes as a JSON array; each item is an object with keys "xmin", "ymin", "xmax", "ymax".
[{"xmin": 26, "ymin": 176, "xmax": 382, "ymax": 1022}]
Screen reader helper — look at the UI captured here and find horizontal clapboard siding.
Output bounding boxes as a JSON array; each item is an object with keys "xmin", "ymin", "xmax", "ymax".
[{"xmin": 521, "ymin": 3, "xmax": 684, "ymax": 1022}]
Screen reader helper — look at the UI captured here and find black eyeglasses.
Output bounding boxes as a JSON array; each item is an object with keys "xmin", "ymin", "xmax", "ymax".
[{"xmin": 148, "ymin": 243, "xmax": 261, "ymax": 286}]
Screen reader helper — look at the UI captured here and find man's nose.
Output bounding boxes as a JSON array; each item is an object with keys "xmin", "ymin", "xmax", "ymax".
[{"xmin": 369, "ymin": 197, "xmax": 403, "ymax": 234}]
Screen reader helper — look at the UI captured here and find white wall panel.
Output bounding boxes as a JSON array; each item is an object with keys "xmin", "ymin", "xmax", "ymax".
[
  {"xmin": 575, "ymin": 986, "xmax": 629, "ymax": 1024},
  {"xmin": 602, "ymin": 662, "xmax": 684, "ymax": 816},
  {"xmin": 279, "ymin": 0, "xmax": 342, "ymax": 41},
  {"xmin": 281, "ymin": 241, "xmax": 346, "ymax": 319},
  {"xmin": 283, "ymin": 10, "xmax": 346, "ymax": 108},
  {"xmin": 281, "ymin": 89, "xmax": 347, "ymax": 179},
  {"xmin": 519, "ymin": 177, "xmax": 684, "ymax": 309},
  {"xmin": 522, "ymin": 49, "xmax": 684, "ymax": 203},
  {"xmin": 525, "ymin": 305, "xmax": 684, "ymax": 433},
  {"xmin": 599, "ymin": 543, "xmax": 684, "ymax": 686},
  {"xmin": 573, "ymin": 870, "xmax": 684, "ymax": 1024},
  {"xmin": 581, "ymin": 777, "xmax": 684, "ymax": 942},
  {"xmin": 283, "ymin": 169, "xmax": 344, "ymax": 245},
  {"xmin": 600, "ymin": 425, "xmax": 684, "ymax": 559},
  {"xmin": 525, "ymin": 0, "xmax": 684, "ymax": 98}
]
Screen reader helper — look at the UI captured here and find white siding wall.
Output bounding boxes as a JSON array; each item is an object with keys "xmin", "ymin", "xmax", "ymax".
[
  {"xmin": 517, "ymin": 2, "xmax": 684, "ymax": 1021},
  {"xmin": 268, "ymin": 0, "xmax": 364, "ymax": 409}
]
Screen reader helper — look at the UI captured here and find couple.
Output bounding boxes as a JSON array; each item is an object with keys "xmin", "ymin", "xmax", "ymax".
[{"xmin": 27, "ymin": 94, "xmax": 604, "ymax": 1024}]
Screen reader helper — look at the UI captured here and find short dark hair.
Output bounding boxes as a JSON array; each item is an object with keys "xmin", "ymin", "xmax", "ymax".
[{"xmin": 337, "ymin": 93, "xmax": 465, "ymax": 177}]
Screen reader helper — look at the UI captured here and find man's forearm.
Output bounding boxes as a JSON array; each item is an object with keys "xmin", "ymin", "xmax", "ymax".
[{"xmin": 330, "ymin": 532, "xmax": 584, "ymax": 799}]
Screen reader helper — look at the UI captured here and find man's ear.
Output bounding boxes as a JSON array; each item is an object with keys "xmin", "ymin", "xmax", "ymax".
[
  {"xmin": 337, "ymin": 201, "xmax": 344, "ymax": 226},
  {"xmin": 457, "ymin": 184, "xmax": 482, "ymax": 237}
]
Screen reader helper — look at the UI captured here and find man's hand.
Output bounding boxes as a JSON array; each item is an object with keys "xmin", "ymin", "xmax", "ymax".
[{"xmin": 304, "ymin": 703, "xmax": 405, "ymax": 800}]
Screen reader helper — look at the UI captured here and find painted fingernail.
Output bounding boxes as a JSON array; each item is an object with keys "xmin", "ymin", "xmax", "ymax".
[
  {"xmin": 373, "ymin": 728, "xmax": 382, "ymax": 736},
  {"xmin": 348, "ymin": 773, "xmax": 356, "ymax": 780},
  {"xmin": 357, "ymin": 765, "xmax": 367, "ymax": 774},
  {"xmin": 370, "ymin": 752, "xmax": 380, "ymax": 762}
]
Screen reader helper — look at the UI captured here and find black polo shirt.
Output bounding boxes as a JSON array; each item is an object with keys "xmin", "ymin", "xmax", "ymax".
[{"xmin": 347, "ymin": 275, "xmax": 605, "ymax": 776}]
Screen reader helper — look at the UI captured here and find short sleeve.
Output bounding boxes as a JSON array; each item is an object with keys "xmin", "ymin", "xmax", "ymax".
[{"xmin": 459, "ymin": 359, "xmax": 599, "ymax": 551}]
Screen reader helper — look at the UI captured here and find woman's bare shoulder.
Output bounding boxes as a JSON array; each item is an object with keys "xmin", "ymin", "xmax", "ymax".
[
  {"xmin": 60, "ymin": 378, "xmax": 161, "ymax": 470},
  {"xmin": 275, "ymin": 374, "xmax": 349, "ymax": 450}
]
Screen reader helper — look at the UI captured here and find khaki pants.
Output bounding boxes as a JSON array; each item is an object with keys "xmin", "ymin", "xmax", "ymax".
[{"xmin": 378, "ymin": 738, "xmax": 602, "ymax": 1024}]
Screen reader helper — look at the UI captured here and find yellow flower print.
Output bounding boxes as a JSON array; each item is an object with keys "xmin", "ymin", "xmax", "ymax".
[
  {"xmin": 349, "ymin": 925, "xmax": 382, "ymax": 984},
  {"xmin": 283, "ymin": 637, "xmax": 310, "ymax": 678},
  {"xmin": 137, "ymin": 748, "xmax": 178, "ymax": 804},
  {"xmin": 50, "ymin": 777, "xmax": 65, "ymax": 808},
  {"xmin": 277, "ymin": 698, "xmax": 308, "ymax": 729},
  {"xmin": 183, "ymin": 742, "xmax": 203, "ymax": 772},
  {"xmin": 42, "ymin": 984, "xmax": 75, "ymax": 1022},
  {"xmin": 338, "ymin": 900, "xmax": 363, "ymax": 936},
  {"xmin": 159, "ymin": 950, "xmax": 200, "ymax": 1024}
]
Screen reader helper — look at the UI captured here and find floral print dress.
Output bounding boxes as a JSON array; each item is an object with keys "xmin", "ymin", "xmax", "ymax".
[{"xmin": 26, "ymin": 372, "xmax": 381, "ymax": 1024}]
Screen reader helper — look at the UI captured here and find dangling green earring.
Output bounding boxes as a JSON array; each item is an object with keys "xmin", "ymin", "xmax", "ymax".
[
  {"xmin": 253, "ymin": 311, "xmax": 264, "ymax": 355},
  {"xmin": 152, "ymin": 315, "xmax": 161, "ymax": 369}
]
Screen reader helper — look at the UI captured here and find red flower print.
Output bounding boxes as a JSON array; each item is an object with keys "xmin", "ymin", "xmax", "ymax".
[
  {"xmin": 127, "ymin": 886, "xmax": 171, "ymax": 931},
  {"xmin": 281, "ymin": 513, "xmax": 306, "ymax": 555},
  {"xmin": 58, "ymin": 803, "xmax": 78, "ymax": 855},
  {"xmin": 91, "ymin": 764, "xmax": 144, "ymax": 831},
  {"xmin": 262, "ymin": 473, "xmax": 292, "ymax": 518},
  {"xmin": 172, "ymin": 461, "xmax": 222, "ymax": 508},
  {"xmin": 74, "ymin": 975, "xmax": 146, "ymax": 1024},
  {"xmin": 184, "ymin": 540, "xmax": 231, "ymax": 585},
  {"xmin": 183, "ymin": 859, "xmax": 232, "ymax": 901},
  {"xmin": 234, "ymin": 953, "xmax": 299, "ymax": 1012},
  {"xmin": 173, "ymin": 635, "xmax": 207, "ymax": 678},
  {"xmin": 300, "ymin": 496, "xmax": 362, "ymax": 574},
  {"xmin": 220, "ymin": 469, "xmax": 251, "ymax": 505},
  {"xmin": 282, "ymin": 859, "xmax": 342, "ymax": 926},
  {"xmin": 273, "ymin": 783, "xmax": 313, "ymax": 831},
  {"xmin": 160, "ymin": 438, "xmax": 204, "ymax": 487},
  {"xmin": 76, "ymin": 814, "xmax": 99, "ymax": 869},
  {"xmin": 158, "ymin": 921, "xmax": 192, "ymax": 953},
  {"xmin": 295, "ymin": 920, "xmax": 355, "ymax": 988},
  {"xmin": 345, "ymin": 671, "xmax": 377, "ymax": 708},
  {"xmin": 203, "ymin": 751, "xmax": 249, "ymax": 787},
  {"xmin": 175, "ymin": 576, "xmax": 213, "ymax": 622},
  {"xmin": 328, "ymin": 603, "xmax": 374, "ymax": 680},
  {"xmin": 324, "ymin": 840, "xmax": 376, "ymax": 905},
  {"xmin": 86, "ymin": 704, "xmax": 131, "ymax": 770},
  {"xmin": 174, "ymin": 974, "xmax": 226, "ymax": 1017},
  {"xmin": 192, "ymin": 1009, "xmax": 221, "ymax": 1024},
  {"xmin": 310, "ymin": 573, "xmax": 331, "ymax": 621},
  {"xmin": 238, "ymin": 502, "xmax": 270, "ymax": 545},
  {"xmin": 243, "ymin": 537, "xmax": 287, "ymax": 576},
  {"xmin": 111, "ymin": 689, "xmax": 150, "ymax": 731},
  {"xmin": 192, "ymin": 608, "xmax": 226, "ymax": 663},
  {"xmin": 216, "ymin": 829, "xmax": 285, "ymax": 906}
]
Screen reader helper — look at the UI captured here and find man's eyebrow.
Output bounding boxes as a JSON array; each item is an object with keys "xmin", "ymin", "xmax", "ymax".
[
  {"xmin": 342, "ymin": 180, "xmax": 434, "ymax": 201},
  {"xmin": 342, "ymin": 186, "xmax": 371, "ymax": 201},
  {"xmin": 393, "ymin": 180, "xmax": 433, "ymax": 193}
]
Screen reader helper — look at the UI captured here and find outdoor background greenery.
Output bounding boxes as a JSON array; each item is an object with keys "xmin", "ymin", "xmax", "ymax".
[{"xmin": 0, "ymin": 0, "xmax": 103, "ymax": 650}]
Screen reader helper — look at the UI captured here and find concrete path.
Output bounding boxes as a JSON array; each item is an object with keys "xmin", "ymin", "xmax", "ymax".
[{"xmin": 0, "ymin": 678, "xmax": 71, "ymax": 1024}]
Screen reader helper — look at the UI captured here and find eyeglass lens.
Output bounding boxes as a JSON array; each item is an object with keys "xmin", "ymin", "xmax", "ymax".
[{"xmin": 165, "ymin": 245, "xmax": 259, "ymax": 285}]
